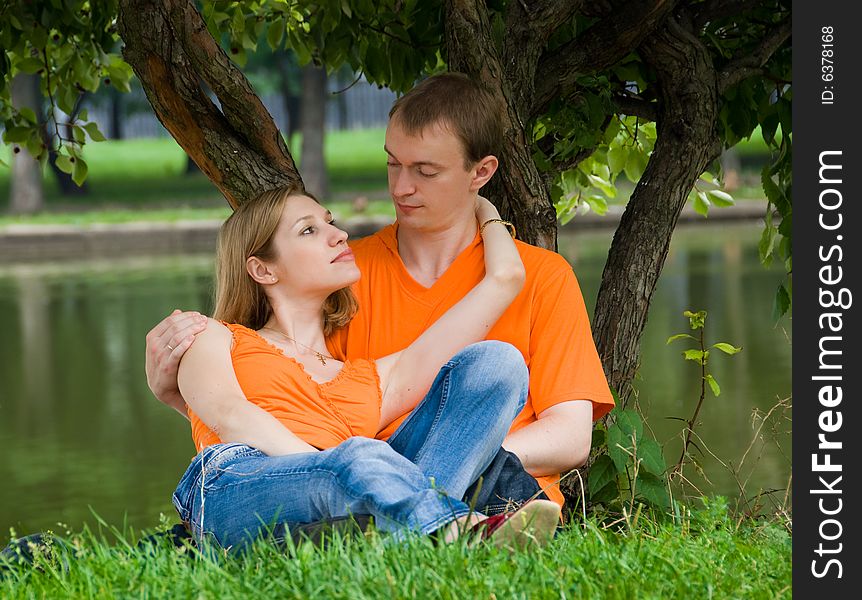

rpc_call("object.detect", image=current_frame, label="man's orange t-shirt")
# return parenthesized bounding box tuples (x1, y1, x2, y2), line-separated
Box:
(327, 224, 614, 506)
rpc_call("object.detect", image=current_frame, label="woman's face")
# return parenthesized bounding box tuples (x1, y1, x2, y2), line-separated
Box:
(263, 194, 360, 297)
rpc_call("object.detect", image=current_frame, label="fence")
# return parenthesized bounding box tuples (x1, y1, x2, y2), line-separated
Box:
(82, 78, 397, 140)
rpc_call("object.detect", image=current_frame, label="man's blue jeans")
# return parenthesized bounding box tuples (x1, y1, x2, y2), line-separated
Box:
(172, 341, 528, 549)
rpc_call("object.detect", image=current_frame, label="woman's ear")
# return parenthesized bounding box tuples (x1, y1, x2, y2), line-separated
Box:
(246, 256, 278, 285)
(469, 155, 499, 191)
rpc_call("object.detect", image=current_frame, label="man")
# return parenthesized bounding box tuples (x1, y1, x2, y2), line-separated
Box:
(146, 73, 614, 513)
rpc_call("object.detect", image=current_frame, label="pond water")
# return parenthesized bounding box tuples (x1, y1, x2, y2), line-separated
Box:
(0, 222, 791, 539)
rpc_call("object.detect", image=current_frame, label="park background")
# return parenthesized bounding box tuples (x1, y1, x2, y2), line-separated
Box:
(0, 2, 792, 597)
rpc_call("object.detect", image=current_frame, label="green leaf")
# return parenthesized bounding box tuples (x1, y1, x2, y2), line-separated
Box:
(72, 157, 88, 186)
(761, 166, 784, 206)
(636, 472, 669, 508)
(72, 125, 87, 144)
(772, 283, 791, 321)
(685, 310, 706, 329)
(637, 438, 667, 476)
(589, 455, 617, 497)
(666, 333, 696, 344)
(266, 19, 285, 50)
(705, 374, 721, 397)
(590, 479, 620, 505)
(591, 426, 606, 450)
(607, 425, 628, 472)
(607, 145, 627, 175)
(3, 126, 31, 143)
(693, 191, 710, 217)
(55, 154, 74, 174)
(623, 149, 647, 182)
(16, 57, 44, 74)
(683, 349, 707, 364)
(707, 189, 735, 207)
(26, 135, 43, 159)
(585, 194, 609, 216)
(712, 342, 741, 355)
(615, 409, 643, 443)
(759, 221, 777, 266)
(83, 122, 106, 142)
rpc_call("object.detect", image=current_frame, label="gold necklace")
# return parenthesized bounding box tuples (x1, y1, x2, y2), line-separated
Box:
(260, 326, 334, 366)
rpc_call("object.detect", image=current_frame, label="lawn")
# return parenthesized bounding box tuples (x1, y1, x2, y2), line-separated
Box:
(0, 128, 391, 212)
(1, 501, 790, 599)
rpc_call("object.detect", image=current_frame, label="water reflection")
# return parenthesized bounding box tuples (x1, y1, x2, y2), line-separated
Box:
(0, 223, 791, 538)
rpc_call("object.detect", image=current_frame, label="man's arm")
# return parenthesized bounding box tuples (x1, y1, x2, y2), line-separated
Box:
(145, 309, 208, 420)
(502, 400, 593, 477)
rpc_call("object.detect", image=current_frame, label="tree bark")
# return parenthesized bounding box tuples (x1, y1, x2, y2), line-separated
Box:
(117, 0, 303, 208)
(299, 63, 329, 199)
(445, 0, 558, 250)
(9, 74, 44, 214)
(591, 17, 723, 404)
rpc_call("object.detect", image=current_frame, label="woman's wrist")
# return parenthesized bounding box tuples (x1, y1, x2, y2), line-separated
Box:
(479, 218, 516, 239)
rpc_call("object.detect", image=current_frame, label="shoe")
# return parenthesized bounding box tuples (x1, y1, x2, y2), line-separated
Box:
(468, 499, 561, 550)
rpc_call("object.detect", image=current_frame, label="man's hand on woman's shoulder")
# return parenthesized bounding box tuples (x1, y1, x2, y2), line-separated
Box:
(145, 309, 209, 420)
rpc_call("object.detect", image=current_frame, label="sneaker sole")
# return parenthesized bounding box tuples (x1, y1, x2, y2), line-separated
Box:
(489, 500, 561, 550)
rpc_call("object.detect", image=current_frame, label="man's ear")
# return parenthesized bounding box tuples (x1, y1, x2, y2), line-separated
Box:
(247, 256, 278, 285)
(469, 155, 499, 191)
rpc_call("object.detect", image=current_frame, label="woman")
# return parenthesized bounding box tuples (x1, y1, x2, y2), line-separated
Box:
(172, 185, 560, 550)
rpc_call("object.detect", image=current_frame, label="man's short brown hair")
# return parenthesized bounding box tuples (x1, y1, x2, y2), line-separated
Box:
(389, 73, 503, 168)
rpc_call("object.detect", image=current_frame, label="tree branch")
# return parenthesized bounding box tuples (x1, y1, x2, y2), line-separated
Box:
(164, 0, 294, 174)
(693, 0, 764, 30)
(518, 0, 584, 41)
(718, 17, 790, 93)
(612, 94, 658, 122)
(118, 0, 301, 208)
(532, 0, 678, 118)
(551, 145, 596, 174)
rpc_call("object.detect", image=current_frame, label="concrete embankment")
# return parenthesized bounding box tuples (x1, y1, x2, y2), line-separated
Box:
(0, 201, 768, 263)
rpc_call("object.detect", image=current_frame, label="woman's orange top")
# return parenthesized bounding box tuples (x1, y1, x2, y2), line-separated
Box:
(188, 323, 382, 452)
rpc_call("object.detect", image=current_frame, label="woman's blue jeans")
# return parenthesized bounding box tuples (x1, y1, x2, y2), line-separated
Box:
(172, 341, 528, 549)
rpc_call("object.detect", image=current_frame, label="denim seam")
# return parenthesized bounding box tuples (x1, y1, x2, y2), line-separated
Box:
(411, 368, 452, 469)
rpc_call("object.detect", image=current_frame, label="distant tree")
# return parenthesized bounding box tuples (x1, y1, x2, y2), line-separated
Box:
(299, 61, 328, 198)
(8, 74, 43, 213)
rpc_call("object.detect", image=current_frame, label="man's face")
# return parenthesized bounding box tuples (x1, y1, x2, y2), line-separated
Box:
(384, 118, 478, 233)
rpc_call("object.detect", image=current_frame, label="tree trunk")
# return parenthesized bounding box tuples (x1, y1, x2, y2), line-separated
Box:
(110, 87, 124, 139)
(299, 63, 329, 199)
(445, 0, 558, 250)
(9, 74, 44, 214)
(275, 53, 301, 149)
(117, 0, 303, 208)
(591, 18, 723, 405)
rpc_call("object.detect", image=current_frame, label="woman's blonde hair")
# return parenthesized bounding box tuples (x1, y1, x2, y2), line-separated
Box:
(213, 184, 358, 336)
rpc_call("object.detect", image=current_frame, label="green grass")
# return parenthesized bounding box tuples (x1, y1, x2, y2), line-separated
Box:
(0, 129, 389, 210)
(0, 501, 790, 599)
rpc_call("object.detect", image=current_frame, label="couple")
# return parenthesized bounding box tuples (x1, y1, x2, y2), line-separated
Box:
(147, 74, 614, 550)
